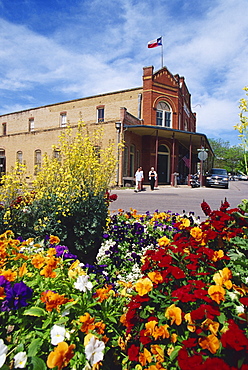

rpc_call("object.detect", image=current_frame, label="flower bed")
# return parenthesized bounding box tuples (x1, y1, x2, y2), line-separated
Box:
(0, 199, 248, 369)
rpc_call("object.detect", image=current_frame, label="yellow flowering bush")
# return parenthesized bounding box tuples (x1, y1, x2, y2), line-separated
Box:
(0, 123, 117, 263)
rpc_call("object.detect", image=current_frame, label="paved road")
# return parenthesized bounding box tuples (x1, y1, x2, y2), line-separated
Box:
(109, 181, 248, 220)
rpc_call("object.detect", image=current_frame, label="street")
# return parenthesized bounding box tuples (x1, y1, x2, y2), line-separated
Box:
(109, 181, 248, 220)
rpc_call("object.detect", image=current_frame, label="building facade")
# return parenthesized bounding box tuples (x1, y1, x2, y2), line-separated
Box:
(0, 66, 213, 186)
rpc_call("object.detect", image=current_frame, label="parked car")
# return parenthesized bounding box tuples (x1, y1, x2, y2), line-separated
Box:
(205, 168, 229, 189)
(237, 174, 248, 181)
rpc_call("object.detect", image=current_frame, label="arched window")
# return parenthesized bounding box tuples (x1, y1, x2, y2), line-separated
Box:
(156, 101, 171, 127)
(34, 149, 42, 175)
(16, 151, 23, 164)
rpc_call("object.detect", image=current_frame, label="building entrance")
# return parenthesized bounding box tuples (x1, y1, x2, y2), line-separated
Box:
(157, 145, 170, 184)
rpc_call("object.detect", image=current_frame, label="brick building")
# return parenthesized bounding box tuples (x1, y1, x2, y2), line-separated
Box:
(0, 65, 213, 186)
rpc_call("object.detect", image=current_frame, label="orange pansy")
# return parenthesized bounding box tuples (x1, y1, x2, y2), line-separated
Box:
(165, 304, 182, 325)
(233, 283, 248, 296)
(179, 218, 190, 229)
(47, 341, 75, 370)
(94, 321, 106, 335)
(135, 277, 153, 296)
(211, 249, 224, 262)
(153, 324, 170, 340)
(198, 334, 220, 354)
(120, 313, 128, 327)
(95, 285, 114, 302)
(184, 313, 196, 332)
(150, 344, 164, 363)
(31, 254, 45, 269)
(40, 264, 57, 278)
(148, 271, 163, 284)
(201, 318, 219, 335)
(170, 333, 178, 343)
(190, 226, 203, 241)
(19, 262, 28, 277)
(213, 267, 232, 289)
(0, 269, 17, 282)
(157, 236, 170, 247)
(0, 287, 6, 300)
(47, 248, 57, 257)
(208, 285, 225, 304)
(41, 290, 71, 312)
(144, 320, 157, 337)
(79, 312, 95, 333)
(49, 235, 60, 245)
(139, 348, 152, 366)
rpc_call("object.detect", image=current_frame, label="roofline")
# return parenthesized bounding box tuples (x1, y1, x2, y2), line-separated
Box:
(0, 86, 142, 117)
(124, 124, 213, 153)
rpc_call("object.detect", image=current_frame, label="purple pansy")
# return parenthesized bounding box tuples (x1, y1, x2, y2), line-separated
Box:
(3, 281, 33, 311)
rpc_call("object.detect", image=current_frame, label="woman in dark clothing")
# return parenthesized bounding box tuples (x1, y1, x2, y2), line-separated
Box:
(148, 167, 157, 190)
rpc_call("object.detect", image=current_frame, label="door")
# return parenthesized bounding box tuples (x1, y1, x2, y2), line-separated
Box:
(157, 145, 169, 184)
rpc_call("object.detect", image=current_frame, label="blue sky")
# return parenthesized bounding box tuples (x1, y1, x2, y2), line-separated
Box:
(0, 0, 248, 146)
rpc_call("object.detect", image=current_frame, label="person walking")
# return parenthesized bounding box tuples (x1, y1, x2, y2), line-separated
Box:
(139, 166, 144, 191)
(135, 168, 143, 192)
(148, 167, 157, 191)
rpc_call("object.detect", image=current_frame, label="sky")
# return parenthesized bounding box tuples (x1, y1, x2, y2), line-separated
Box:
(0, 0, 248, 146)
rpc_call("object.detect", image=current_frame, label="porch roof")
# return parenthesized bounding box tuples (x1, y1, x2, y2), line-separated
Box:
(124, 124, 214, 155)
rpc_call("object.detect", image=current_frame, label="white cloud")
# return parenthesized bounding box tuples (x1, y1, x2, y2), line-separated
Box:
(0, 0, 247, 145)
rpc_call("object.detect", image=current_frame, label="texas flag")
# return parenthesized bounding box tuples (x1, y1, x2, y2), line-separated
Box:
(147, 37, 162, 48)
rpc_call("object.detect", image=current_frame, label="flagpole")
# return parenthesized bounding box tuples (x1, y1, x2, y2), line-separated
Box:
(161, 36, 163, 68)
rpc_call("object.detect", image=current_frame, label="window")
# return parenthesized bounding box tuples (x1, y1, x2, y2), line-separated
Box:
(53, 149, 61, 160)
(94, 145, 101, 159)
(0, 149, 5, 176)
(97, 106, 104, 123)
(156, 101, 171, 127)
(34, 149, 42, 174)
(29, 118, 34, 132)
(2, 123, 6, 136)
(123, 146, 128, 176)
(60, 112, 67, 127)
(16, 151, 23, 164)
(130, 145, 135, 176)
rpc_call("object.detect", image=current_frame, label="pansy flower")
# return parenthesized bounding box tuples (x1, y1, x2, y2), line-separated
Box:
(135, 277, 153, 296)
(165, 304, 182, 325)
(84, 334, 105, 366)
(4, 281, 33, 310)
(47, 341, 75, 370)
(41, 290, 72, 312)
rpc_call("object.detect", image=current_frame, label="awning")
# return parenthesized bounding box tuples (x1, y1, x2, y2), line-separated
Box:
(124, 124, 213, 155)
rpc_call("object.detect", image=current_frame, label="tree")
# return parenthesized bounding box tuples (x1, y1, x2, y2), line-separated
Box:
(208, 138, 243, 173)
(0, 123, 117, 263)
(234, 86, 248, 175)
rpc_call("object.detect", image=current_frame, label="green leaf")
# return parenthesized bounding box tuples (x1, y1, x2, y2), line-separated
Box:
(169, 346, 182, 361)
(31, 356, 47, 370)
(28, 338, 42, 357)
(23, 307, 47, 317)
(218, 312, 226, 324)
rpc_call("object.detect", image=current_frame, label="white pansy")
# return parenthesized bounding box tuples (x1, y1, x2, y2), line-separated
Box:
(96, 239, 115, 262)
(85, 335, 105, 366)
(14, 351, 27, 368)
(74, 275, 93, 292)
(50, 325, 66, 345)
(0, 339, 8, 368)
(236, 305, 245, 314)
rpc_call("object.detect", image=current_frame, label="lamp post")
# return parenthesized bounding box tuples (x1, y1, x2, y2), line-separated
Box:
(115, 122, 121, 186)
(197, 148, 208, 186)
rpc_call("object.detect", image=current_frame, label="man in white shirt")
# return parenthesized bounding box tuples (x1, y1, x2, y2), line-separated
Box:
(135, 167, 143, 192)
